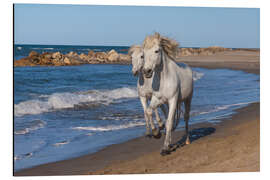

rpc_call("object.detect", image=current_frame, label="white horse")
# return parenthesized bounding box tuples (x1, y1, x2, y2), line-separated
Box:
(129, 45, 168, 138)
(142, 33, 193, 155)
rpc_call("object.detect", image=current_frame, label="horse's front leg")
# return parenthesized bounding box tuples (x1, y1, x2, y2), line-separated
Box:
(146, 96, 163, 139)
(160, 95, 178, 155)
(154, 109, 165, 130)
(139, 96, 151, 137)
(159, 104, 168, 130)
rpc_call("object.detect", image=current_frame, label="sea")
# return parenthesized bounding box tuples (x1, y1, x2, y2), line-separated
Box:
(14, 44, 260, 171)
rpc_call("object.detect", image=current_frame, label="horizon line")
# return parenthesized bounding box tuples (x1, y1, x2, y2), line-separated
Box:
(14, 43, 260, 49)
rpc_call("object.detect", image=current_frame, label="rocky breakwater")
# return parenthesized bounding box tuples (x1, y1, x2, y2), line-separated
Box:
(14, 49, 131, 67)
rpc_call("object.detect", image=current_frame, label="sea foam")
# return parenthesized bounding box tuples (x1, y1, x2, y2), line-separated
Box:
(14, 87, 138, 117)
(14, 71, 203, 117)
(72, 121, 145, 132)
(14, 120, 46, 135)
(193, 71, 204, 81)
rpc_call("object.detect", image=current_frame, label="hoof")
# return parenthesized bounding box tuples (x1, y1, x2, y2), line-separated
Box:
(145, 134, 152, 138)
(152, 129, 161, 139)
(159, 124, 165, 130)
(145, 132, 152, 138)
(160, 149, 171, 156)
(186, 136, 190, 144)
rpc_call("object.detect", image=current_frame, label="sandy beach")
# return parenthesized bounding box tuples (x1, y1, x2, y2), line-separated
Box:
(14, 50, 260, 176)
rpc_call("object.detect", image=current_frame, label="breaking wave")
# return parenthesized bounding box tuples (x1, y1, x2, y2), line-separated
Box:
(53, 140, 70, 147)
(193, 71, 204, 81)
(72, 121, 145, 132)
(14, 120, 46, 135)
(14, 87, 138, 117)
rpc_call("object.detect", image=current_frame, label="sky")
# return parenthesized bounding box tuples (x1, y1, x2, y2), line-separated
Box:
(14, 4, 260, 48)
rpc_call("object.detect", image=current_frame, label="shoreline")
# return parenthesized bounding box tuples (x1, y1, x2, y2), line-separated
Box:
(14, 102, 260, 176)
(14, 51, 260, 176)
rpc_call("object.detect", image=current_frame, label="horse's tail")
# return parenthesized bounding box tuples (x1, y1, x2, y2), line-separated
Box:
(172, 101, 181, 131)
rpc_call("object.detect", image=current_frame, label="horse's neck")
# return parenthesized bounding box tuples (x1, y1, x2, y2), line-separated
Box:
(138, 71, 151, 87)
(158, 50, 171, 79)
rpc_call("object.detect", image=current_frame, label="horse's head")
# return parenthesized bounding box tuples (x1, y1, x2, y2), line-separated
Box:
(128, 45, 144, 76)
(142, 32, 179, 78)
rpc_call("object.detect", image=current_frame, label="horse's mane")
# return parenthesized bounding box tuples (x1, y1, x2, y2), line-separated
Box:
(143, 32, 179, 60)
(128, 45, 142, 55)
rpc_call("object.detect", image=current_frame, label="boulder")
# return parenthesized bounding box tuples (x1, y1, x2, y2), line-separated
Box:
(41, 52, 52, 59)
(88, 50, 95, 58)
(28, 51, 39, 58)
(14, 58, 36, 67)
(52, 58, 63, 66)
(52, 52, 62, 60)
(107, 49, 119, 62)
(95, 52, 108, 62)
(79, 53, 89, 61)
(40, 58, 52, 65)
(63, 57, 71, 65)
(119, 54, 131, 61)
(67, 51, 78, 57)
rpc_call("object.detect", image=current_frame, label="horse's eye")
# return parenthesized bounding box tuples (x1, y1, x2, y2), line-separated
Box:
(155, 50, 159, 53)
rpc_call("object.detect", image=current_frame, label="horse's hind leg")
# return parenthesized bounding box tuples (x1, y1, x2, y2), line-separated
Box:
(184, 96, 192, 145)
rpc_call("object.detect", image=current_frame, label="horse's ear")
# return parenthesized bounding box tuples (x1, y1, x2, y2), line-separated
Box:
(128, 45, 141, 55)
(154, 32, 161, 40)
(128, 45, 136, 55)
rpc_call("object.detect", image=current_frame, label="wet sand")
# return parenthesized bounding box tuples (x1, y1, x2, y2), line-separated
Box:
(14, 50, 260, 176)
(176, 50, 260, 75)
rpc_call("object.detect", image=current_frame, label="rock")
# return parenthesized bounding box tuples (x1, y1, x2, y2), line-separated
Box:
(52, 59, 63, 66)
(79, 53, 89, 61)
(88, 50, 95, 58)
(63, 57, 71, 65)
(14, 58, 37, 67)
(27, 51, 41, 64)
(41, 52, 52, 59)
(95, 52, 108, 62)
(119, 54, 131, 61)
(40, 58, 52, 65)
(31, 56, 41, 64)
(107, 49, 119, 62)
(29, 51, 39, 58)
(67, 51, 78, 57)
(52, 52, 62, 59)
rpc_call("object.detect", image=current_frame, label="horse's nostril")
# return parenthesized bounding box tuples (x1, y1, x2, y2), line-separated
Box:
(144, 69, 151, 74)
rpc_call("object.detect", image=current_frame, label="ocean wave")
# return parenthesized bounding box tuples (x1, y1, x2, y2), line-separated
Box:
(14, 152, 33, 161)
(53, 140, 70, 147)
(193, 71, 204, 81)
(191, 101, 254, 117)
(14, 87, 138, 117)
(14, 120, 46, 135)
(72, 121, 145, 132)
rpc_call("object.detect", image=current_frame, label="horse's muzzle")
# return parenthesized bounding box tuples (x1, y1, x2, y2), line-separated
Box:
(132, 70, 138, 76)
(143, 68, 153, 78)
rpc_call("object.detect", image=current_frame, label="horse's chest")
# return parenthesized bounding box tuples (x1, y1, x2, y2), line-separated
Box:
(138, 85, 152, 98)
(152, 91, 166, 102)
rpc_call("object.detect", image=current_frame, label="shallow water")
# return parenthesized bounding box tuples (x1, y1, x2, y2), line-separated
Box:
(14, 63, 259, 171)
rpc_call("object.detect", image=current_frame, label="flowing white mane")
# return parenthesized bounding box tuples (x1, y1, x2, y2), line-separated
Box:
(143, 32, 179, 60)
